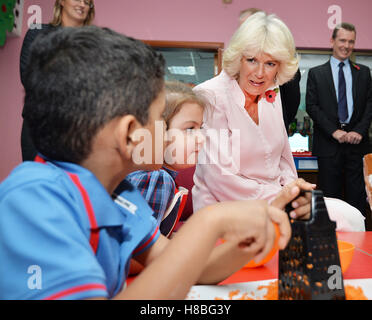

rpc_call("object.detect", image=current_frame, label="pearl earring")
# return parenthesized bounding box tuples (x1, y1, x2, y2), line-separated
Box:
(274, 74, 278, 84)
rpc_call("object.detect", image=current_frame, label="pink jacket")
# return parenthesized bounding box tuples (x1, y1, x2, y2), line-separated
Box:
(192, 70, 297, 211)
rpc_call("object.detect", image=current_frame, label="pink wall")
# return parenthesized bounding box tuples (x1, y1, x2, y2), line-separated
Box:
(1, 0, 372, 181)
(0, 0, 54, 182)
(93, 0, 372, 50)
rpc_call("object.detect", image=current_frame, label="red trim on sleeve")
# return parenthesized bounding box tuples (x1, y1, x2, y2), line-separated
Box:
(167, 189, 187, 237)
(33, 155, 100, 254)
(67, 173, 100, 254)
(34, 155, 46, 163)
(133, 226, 159, 255)
(43, 283, 107, 300)
(141, 172, 151, 196)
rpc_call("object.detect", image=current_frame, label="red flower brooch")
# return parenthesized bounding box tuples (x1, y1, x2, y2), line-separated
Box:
(352, 63, 360, 71)
(265, 88, 279, 103)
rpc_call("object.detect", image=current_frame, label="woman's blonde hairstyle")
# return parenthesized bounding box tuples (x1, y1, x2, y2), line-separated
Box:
(223, 12, 299, 85)
(50, 0, 95, 26)
(164, 81, 206, 127)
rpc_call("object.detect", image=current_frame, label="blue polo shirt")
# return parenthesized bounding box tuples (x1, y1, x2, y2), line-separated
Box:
(0, 159, 160, 300)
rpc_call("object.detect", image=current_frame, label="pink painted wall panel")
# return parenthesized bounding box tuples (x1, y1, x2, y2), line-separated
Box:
(93, 0, 372, 49)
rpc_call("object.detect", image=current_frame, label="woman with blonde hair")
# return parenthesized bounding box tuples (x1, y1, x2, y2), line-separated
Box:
(50, 0, 95, 27)
(20, 0, 96, 161)
(192, 12, 365, 231)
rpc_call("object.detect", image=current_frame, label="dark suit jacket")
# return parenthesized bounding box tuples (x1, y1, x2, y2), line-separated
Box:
(280, 69, 301, 132)
(306, 60, 372, 157)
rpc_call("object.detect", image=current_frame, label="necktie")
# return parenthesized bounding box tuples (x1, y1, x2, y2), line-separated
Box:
(338, 62, 348, 123)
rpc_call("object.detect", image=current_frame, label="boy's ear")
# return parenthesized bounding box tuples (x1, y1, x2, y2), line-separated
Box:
(116, 115, 141, 161)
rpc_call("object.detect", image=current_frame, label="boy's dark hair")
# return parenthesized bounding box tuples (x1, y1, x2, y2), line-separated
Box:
(23, 26, 165, 163)
(332, 22, 356, 39)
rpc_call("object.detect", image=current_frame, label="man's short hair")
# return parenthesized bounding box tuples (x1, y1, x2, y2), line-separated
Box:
(23, 26, 165, 164)
(332, 22, 356, 39)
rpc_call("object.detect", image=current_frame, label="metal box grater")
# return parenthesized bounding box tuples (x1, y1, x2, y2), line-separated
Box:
(278, 190, 345, 300)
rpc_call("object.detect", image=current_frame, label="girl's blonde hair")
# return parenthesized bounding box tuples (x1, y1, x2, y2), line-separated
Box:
(223, 12, 299, 85)
(50, 0, 95, 26)
(164, 81, 206, 127)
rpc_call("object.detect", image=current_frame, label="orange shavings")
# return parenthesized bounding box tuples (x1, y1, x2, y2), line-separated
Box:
(215, 281, 278, 300)
(257, 280, 278, 300)
(345, 285, 368, 300)
(228, 289, 240, 299)
(214, 281, 368, 300)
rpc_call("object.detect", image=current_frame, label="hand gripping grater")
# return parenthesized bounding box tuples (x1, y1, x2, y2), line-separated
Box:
(278, 190, 346, 300)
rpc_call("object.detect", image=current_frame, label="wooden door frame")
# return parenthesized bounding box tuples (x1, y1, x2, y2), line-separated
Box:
(142, 40, 224, 75)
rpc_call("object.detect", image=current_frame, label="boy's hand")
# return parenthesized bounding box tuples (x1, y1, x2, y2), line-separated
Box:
(266, 205, 292, 250)
(271, 178, 315, 220)
(215, 200, 291, 263)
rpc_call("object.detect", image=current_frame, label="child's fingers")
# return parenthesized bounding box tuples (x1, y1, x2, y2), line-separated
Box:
(295, 178, 316, 191)
(238, 222, 269, 259)
(251, 220, 276, 263)
(238, 236, 266, 257)
(290, 192, 311, 208)
(272, 179, 314, 216)
(289, 192, 312, 219)
(267, 206, 291, 250)
(237, 218, 268, 253)
(271, 178, 313, 210)
(289, 204, 311, 220)
(271, 184, 300, 210)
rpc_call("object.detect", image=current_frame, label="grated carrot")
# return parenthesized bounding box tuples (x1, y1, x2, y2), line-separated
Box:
(258, 280, 278, 300)
(237, 292, 254, 300)
(228, 289, 240, 299)
(215, 281, 368, 300)
(345, 285, 368, 300)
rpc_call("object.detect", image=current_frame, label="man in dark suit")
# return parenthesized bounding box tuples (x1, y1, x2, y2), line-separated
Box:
(306, 22, 372, 219)
(281, 69, 301, 133)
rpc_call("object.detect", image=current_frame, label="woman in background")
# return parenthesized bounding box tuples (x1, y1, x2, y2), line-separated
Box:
(20, 0, 95, 161)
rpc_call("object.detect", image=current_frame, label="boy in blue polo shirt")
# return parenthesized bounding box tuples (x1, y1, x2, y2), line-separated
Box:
(0, 26, 311, 300)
